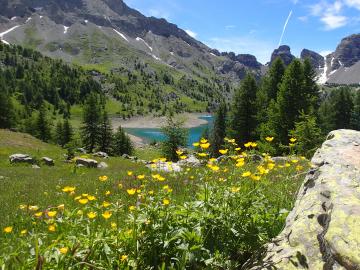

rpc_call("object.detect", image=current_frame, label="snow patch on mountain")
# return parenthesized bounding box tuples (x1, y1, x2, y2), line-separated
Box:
(317, 56, 329, 84)
(64, 26, 69, 34)
(136, 37, 152, 51)
(113, 29, 129, 42)
(26, 17, 32, 23)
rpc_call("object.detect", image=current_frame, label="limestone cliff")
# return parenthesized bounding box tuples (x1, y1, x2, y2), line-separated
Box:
(250, 129, 360, 269)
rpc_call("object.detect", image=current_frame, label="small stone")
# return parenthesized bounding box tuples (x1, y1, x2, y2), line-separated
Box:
(75, 158, 98, 168)
(93, 152, 109, 159)
(32, 165, 40, 169)
(41, 157, 54, 166)
(97, 162, 108, 169)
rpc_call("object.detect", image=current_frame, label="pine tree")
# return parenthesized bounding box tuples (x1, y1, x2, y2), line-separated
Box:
(98, 110, 113, 153)
(81, 93, 101, 153)
(36, 105, 52, 142)
(229, 74, 258, 144)
(54, 121, 64, 145)
(290, 113, 323, 158)
(302, 58, 320, 112)
(318, 99, 336, 135)
(112, 126, 133, 156)
(350, 90, 360, 130)
(263, 57, 285, 101)
(268, 59, 304, 145)
(211, 102, 227, 156)
(0, 75, 15, 129)
(161, 116, 188, 161)
(332, 87, 354, 129)
(62, 118, 73, 146)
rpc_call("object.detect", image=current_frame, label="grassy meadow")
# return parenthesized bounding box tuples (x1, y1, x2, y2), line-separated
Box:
(0, 130, 309, 269)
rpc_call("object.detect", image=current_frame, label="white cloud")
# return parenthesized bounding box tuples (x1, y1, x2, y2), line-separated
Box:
(206, 36, 275, 64)
(298, 16, 308, 22)
(321, 13, 348, 29)
(309, 1, 348, 30)
(344, 0, 360, 9)
(185, 29, 197, 38)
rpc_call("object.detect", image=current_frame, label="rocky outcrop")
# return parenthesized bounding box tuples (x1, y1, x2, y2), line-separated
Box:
(301, 49, 324, 68)
(251, 129, 360, 269)
(270, 45, 295, 66)
(75, 157, 98, 168)
(9, 154, 34, 164)
(41, 157, 54, 166)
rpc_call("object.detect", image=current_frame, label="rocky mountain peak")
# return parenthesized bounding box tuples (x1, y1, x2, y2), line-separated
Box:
(331, 34, 360, 69)
(300, 49, 324, 68)
(270, 45, 295, 66)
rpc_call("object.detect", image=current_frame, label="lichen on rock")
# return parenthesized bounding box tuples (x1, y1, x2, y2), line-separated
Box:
(250, 129, 360, 269)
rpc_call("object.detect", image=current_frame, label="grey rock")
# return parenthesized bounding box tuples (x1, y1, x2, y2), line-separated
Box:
(41, 157, 54, 166)
(249, 154, 264, 162)
(97, 161, 108, 169)
(9, 154, 34, 164)
(146, 161, 182, 173)
(251, 129, 360, 269)
(75, 157, 98, 168)
(300, 48, 324, 68)
(178, 155, 201, 167)
(93, 151, 109, 158)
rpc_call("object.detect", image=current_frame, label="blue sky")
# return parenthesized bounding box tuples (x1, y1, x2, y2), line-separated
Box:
(124, 0, 360, 63)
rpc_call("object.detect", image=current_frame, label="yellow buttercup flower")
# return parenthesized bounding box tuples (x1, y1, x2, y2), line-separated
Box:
(28, 205, 39, 211)
(102, 211, 112, 219)
(265, 137, 274, 142)
(62, 186, 76, 193)
(251, 142, 258, 148)
(163, 198, 170, 205)
(200, 143, 210, 149)
(129, 206, 136, 211)
(244, 142, 252, 148)
(148, 190, 154, 195)
(57, 204, 65, 210)
(179, 155, 187, 160)
(3, 226, 12, 233)
(235, 147, 241, 151)
(209, 165, 220, 172)
(34, 212, 43, 217)
(118, 183, 123, 189)
(200, 138, 208, 144)
(48, 225, 56, 232)
(236, 161, 245, 167)
(127, 188, 136, 195)
(87, 212, 97, 219)
(291, 159, 299, 163)
(99, 175, 108, 182)
(102, 201, 111, 208)
(193, 142, 200, 147)
(127, 171, 133, 176)
(137, 174, 145, 180)
(231, 187, 240, 193)
(219, 149, 228, 155)
(87, 195, 96, 201)
(20, 229, 27, 235)
(78, 198, 89, 205)
(296, 165, 304, 171)
(250, 175, 261, 181)
(197, 152, 208, 157)
(47, 211, 57, 218)
(121, 255, 128, 262)
(59, 247, 68, 254)
(111, 222, 117, 229)
(176, 150, 183, 155)
(105, 191, 111, 196)
(242, 171, 251, 177)
(290, 138, 297, 143)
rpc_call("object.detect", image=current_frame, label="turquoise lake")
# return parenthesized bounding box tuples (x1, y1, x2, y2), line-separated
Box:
(125, 116, 214, 147)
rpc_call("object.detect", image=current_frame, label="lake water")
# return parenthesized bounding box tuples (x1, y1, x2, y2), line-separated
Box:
(125, 116, 214, 147)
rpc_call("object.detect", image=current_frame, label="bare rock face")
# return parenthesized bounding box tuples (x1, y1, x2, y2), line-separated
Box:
(270, 45, 295, 66)
(75, 157, 98, 168)
(301, 49, 324, 68)
(251, 129, 360, 269)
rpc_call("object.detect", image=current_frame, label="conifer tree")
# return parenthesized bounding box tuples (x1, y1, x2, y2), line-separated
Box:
(36, 105, 52, 142)
(263, 57, 285, 101)
(229, 74, 258, 144)
(62, 118, 73, 146)
(211, 102, 227, 156)
(350, 90, 360, 130)
(112, 126, 133, 156)
(302, 58, 320, 112)
(332, 87, 354, 129)
(268, 59, 304, 145)
(54, 121, 64, 145)
(98, 110, 113, 153)
(0, 75, 15, 129)
(81, 93, 101, 153)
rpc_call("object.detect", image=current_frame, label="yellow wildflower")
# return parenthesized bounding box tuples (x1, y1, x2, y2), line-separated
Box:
(235, 147, 241, 151)
(47, 211, 57, 218)
(242, 171, 251, 177)
(102, 201, 111, 208)
(59, 247, 68, 254)
(200, 143, 210, 149)
(265, 137, 274, 142)
(102, 211, 112, 219)
(28, 205, 39, 211)
(121, 255, 128, 262)
(197, 152, 208, 157)
(87, 212, 97, 219)
(200, 138, 208, 143)
(3, 226, 12, 233)
(244, 142, 252, 148)
(98, 175, 108, 182)
(105, 191, 111, 196)
(20, 229, 27, 235)
(111, 222, 117, 229)
(137, 175, 145, 180)
(57, 204, 65, 210)
(231, 187, 240, 193)
(87, 195, 96, 201)
(179, 155, 187, 160)
(219, 149, 228, 155)
(290, 138, 297, 143)
(127, 188, 136, 195)
(251, 142, 258, 148)
(176, 150, 183, 155)
(291, 159, 299, 163)
(78, 198, 89, 205)
(129, 206, 136, 211)
(193, 142, 200, 147)
(251, 175, 261, 181)
(34, 212, 43, 217)
(127, 171, 133, 176)
(48, 225, 56, 232)
(163, 198, 170, 205)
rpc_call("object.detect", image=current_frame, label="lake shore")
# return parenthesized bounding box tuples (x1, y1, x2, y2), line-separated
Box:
(111, 113, 211, 129)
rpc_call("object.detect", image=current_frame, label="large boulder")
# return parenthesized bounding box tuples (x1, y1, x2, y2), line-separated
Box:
(9, 154, 34, 164)
(41, 157, 54, 166)
(178, 155, 201, 167)
(250, 129, 360, 269)
(75, 157, 98, 168)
